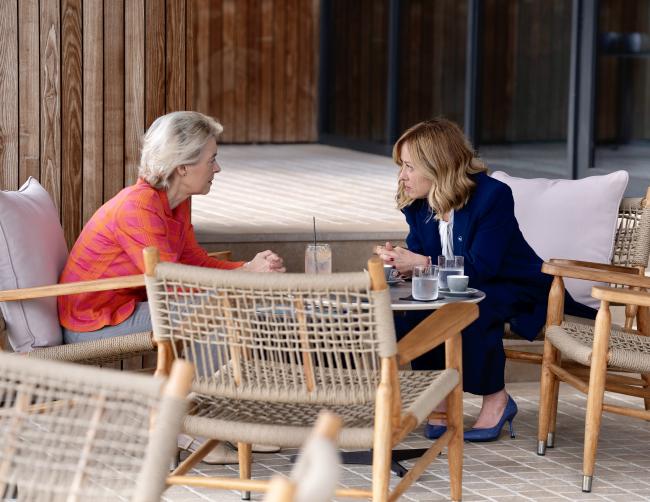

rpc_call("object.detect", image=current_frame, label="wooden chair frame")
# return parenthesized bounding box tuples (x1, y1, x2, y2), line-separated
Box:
(145, 249, 478, 502)
(0, 251, 230, 368)
(0, 354, 194, 501)
(264, 411, 342, 502)
(537, 262, 650, 492)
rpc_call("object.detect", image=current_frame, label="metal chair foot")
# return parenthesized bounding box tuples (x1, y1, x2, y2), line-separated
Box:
(537, 440, 546, 456)
(241, 490, 251, 500)
(546, 431, 555, 448)
(582, 475, 593, 492)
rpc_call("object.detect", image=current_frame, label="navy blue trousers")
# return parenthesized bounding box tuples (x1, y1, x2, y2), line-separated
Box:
(394, 284, 596, 396)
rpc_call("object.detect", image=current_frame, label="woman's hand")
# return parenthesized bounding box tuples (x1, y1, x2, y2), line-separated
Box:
(243, 250, 286, 272)
(374, 241, 428, 275)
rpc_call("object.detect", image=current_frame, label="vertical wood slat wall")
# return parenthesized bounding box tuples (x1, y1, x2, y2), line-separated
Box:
(0, 0, 320, 250)
(190, 0, 318, 143)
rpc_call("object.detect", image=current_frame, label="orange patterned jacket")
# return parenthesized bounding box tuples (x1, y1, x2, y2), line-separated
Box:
(58, 179, 243, 332)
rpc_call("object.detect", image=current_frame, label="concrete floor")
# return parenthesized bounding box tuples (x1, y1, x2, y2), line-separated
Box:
(164, 382, 650, 501)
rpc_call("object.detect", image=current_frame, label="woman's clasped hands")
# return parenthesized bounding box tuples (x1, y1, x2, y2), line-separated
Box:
(243, 250, 286, 273)
(374, 241, 428, 276)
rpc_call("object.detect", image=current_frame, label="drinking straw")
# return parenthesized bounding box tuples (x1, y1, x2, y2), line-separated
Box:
(313, 216, 317, 247)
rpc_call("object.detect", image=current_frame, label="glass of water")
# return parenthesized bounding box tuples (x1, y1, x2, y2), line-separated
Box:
(412, 265, 439, 301)
(437, 255, 464, 290)
(305, 243, 332, 274)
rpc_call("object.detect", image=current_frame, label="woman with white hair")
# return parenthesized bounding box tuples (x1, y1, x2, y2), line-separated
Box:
(59, 111, 285, 342)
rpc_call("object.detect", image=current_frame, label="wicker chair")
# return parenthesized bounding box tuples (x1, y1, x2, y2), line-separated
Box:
(0, 352, 193, 501)
(264, 411, 342, 502)
(505, 187, 650, 363)
(0, 249, 232, 368)
(143, 247, 478, 502)
(537, 270, 650, 493)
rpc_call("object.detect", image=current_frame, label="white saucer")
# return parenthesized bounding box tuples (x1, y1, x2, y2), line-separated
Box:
(441, 287, 479, 297)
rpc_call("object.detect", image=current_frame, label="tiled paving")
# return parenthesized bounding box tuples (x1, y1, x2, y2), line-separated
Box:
(164, 382, 650, 501)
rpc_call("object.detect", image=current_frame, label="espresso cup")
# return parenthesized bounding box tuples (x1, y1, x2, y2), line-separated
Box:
(383, 264, 397, 282)
(447, 274, 469, 292)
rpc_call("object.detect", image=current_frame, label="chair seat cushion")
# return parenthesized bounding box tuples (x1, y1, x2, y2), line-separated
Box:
(0, 178, 68, 351)
(546, 320, 650, 373)
(183, 369, 456, 449)
(492, 170, 628, 309)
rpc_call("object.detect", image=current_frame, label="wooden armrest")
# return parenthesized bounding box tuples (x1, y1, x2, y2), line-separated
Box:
(396, 302, 479, 366)
(0, 274, 145, 302)
(207, 250, 232, 261)
(548, 258, 641, 275)
(542, 262, 650, 289)
(592, 286, 650, 308)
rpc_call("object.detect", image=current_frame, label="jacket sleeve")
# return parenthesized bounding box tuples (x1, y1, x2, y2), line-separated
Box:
(462, 184, 518, 282)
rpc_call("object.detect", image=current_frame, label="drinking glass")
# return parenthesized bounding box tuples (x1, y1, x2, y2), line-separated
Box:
(305, 243, 332, 274)
(437, 255, 464, 290)
(412, 265, 439, 301)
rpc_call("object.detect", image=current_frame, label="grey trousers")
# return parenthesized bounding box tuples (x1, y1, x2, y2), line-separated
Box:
(63, 302, 152, 344)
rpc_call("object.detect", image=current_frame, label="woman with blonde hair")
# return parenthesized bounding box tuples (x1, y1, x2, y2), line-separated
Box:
(377, 118, 594, 441)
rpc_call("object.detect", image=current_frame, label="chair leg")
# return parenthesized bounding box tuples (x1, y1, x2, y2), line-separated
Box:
(446, 384, 463, 502)
(582, 303, 611, 492)
(641, 374, 650, 412)
(238, 442, 252, 500)
(547, 377, 560, 448)
(537, 339, 558, 456)
(371, 363, 393, 502)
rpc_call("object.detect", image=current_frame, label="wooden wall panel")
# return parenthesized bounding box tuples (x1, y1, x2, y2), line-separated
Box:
(234, 0, 248, 140)
(18, 0, 40, 187)
(41, 0, 61, 216)
(395, 0, 466, 134)
(221, 0, 235, 142)
(597, 0, 650, 142)
(328, 0, 388, 141)
(480, 0, 571, 144)
(272, 0, 286, 141)
(3, 0, 319, 250)
(0, 1, 18, 191)
(166, 0, 185, 112)
(61, 0, 83, 248)
(186, 0, 319, 143)
(82, 0, 103, 224)
(104, 0, 125, 201)
(246, 0, 260, 142)
(125, 0, 145, 186)
(145, 0, 165, 128)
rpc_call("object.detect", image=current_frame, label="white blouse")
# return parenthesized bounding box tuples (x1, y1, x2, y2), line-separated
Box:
(438, 210, 454, 259)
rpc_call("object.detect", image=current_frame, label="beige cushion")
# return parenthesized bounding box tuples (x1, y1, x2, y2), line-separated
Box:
(492, 170, 628, 309)
(0, 178, 68, 351)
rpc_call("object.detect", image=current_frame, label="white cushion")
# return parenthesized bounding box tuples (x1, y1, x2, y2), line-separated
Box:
(0, 178, 68, 351)
(492, 170, 629, 309)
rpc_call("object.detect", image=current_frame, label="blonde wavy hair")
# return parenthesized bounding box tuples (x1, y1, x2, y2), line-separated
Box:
(394, 118, 487, 217)
(139, 111, 223, 190)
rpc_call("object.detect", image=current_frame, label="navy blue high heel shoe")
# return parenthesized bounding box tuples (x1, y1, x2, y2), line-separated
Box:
(423, 423, 447, 440)
(463, 395, 518, 442)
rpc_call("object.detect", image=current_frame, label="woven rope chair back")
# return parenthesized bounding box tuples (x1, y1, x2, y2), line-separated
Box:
(0, 352, 183, 502)
(612, 194, 650, 268)
(146, 262, 397, 405)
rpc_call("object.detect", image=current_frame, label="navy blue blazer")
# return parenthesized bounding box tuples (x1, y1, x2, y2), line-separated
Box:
(402, 172, 564, 340)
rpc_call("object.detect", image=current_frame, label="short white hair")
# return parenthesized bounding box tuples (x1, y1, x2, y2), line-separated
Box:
(139, 111, 223, 190)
